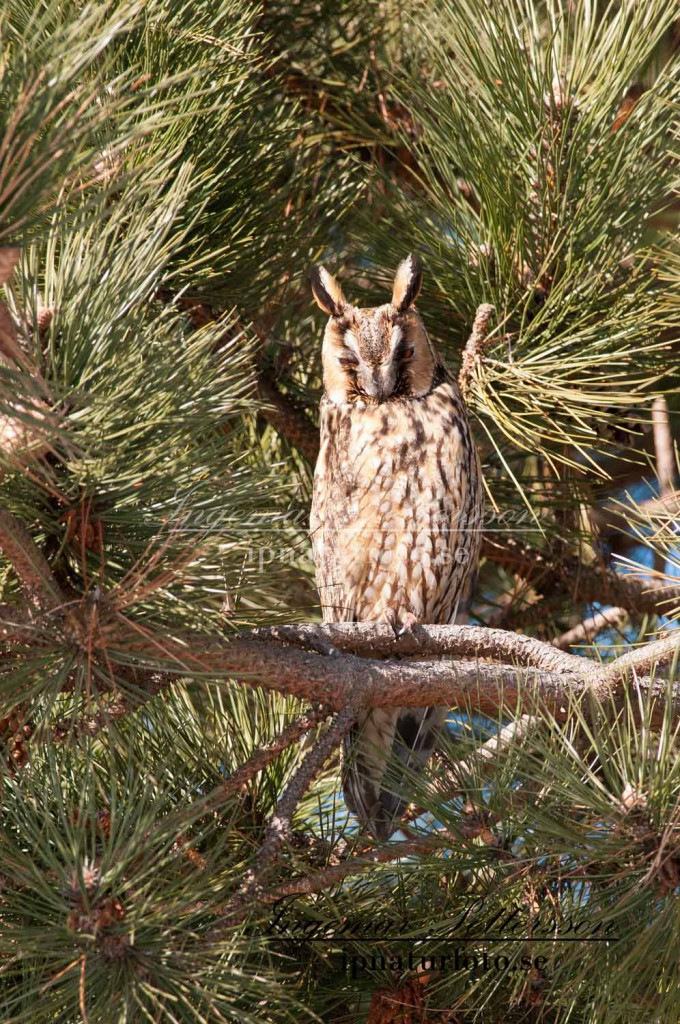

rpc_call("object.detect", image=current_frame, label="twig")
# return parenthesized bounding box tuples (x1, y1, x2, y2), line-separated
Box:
(652, 395, 677, 575)
(633, 490, 680, 520)
(590, 492, 680, 551)
(38, 957, 81, 996)
(458, 304, 496, 400)
(0, 509, 63, 612)
(257, 704, 358, 864)
(552, 608, 628, 650)
(214, 717, 545, 918)
(652, 399, 675, 497)
(256, 840, 436, 904)
(203, 708, 327, 812)
(79, 954, 88, 1024)
(204, 838, 437, 932)
(452, 715, 536, 780)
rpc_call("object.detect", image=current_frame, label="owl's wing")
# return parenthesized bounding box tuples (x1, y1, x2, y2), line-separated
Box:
(310, 399, 369, 623)
(310, 474, 359, 624)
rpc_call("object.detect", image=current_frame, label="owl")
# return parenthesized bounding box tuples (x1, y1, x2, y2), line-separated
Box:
(310, 255, 483, 840)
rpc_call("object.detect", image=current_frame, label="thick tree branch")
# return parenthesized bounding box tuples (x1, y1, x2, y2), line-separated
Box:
(262, 621, 588, 676)
(106, 621, 680, 724)
(599, 631, 680, 685)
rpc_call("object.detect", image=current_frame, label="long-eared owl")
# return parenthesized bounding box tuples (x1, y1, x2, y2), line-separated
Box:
(310, 255, 483, 840)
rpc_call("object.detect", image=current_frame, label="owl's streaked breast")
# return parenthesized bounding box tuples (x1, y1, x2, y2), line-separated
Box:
(311, 373, 482, 626)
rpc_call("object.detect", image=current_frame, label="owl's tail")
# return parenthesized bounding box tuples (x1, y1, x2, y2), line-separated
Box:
(342, 706, 447, 841)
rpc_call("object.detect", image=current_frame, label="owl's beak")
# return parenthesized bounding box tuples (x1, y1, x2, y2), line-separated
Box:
(361, 364, 395, 403)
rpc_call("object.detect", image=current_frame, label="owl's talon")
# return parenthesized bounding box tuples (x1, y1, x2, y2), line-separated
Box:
(397, 613, 419, 637)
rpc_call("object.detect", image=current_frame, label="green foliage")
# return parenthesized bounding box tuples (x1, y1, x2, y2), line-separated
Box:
(360, 0, 678, 475)
(0, 689, 320, 1023)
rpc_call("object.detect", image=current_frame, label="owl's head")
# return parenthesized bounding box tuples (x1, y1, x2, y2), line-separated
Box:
(311, 255, 439, 405)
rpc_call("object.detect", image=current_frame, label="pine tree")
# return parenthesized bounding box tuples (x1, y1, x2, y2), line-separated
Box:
(0, 1, 679, 1021)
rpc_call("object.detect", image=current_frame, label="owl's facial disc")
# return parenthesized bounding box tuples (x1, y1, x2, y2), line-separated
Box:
(323, 308, 434, 404)
(328, 310, 411, 403)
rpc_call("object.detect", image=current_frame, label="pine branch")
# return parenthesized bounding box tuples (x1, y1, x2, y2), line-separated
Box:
(219, 705, 357, 925)
(252, 839, 436, 905)
(458, 303, 497, 401)
(203, 708, 326, 811)
(156, 291, 322, 462)
(257, 704, 356, 862)
(482, 534, 680, 621)
(0, 510, 64, 613)
(130, 708, 329, 859)
(49, 670, 173, 743)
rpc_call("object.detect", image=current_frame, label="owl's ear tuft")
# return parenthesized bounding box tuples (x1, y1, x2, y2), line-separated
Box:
(391, 254, 423, 312)
(310, 265, 346, 317)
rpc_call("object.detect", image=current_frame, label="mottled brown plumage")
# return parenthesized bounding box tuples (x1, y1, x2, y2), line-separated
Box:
(310, 256, 483, 839)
